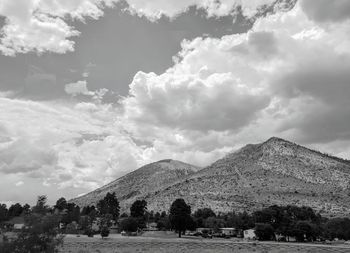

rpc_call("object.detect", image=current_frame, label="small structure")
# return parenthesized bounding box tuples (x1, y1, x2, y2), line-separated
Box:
(220, 228, 238, 237)
(244, 228, 256, 240)
(275, 233, 296, 242)
(196, 227, 212, 233)
(146, 222, 158, 231)
(5, 217, 25, 231)
(110, 224, 119, 234)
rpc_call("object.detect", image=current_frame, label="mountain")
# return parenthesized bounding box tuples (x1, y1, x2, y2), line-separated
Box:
(72, 137, 350, 216)
(70, 159, 201, 211)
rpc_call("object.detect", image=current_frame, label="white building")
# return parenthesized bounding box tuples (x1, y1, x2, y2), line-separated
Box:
(220, 228, 238, 237)
(244, 229, 256, 240)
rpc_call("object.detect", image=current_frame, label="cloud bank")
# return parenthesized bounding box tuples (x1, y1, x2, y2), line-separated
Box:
(1, 0, 350, 203)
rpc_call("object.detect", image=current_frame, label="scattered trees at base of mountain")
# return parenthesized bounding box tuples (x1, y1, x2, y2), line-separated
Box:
(169, 198, 194, 238)
(3, 192, 350, 244)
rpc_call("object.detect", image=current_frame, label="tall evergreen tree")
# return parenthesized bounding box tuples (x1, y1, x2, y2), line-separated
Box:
(169, 198, 192, 238)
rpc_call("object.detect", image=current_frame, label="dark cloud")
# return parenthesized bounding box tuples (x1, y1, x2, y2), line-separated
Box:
(301, 0, 350, 23)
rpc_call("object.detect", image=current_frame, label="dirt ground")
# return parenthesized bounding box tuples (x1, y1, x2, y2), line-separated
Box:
(59, 232, 350, 253)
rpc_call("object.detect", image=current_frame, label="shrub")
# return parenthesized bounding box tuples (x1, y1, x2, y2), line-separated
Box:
(100, 226, 110, 238)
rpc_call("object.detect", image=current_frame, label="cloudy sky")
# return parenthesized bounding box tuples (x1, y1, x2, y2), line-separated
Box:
(1, 0, 350, 205)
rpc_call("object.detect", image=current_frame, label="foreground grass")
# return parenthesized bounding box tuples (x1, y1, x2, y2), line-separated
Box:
(59, 232, 350, 253)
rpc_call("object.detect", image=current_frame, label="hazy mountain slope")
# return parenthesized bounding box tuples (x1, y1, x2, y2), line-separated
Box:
(144, 137, 350, 216)
(70, 159, 201, 210)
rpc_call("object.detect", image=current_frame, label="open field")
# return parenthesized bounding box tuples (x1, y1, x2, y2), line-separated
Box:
(59, 233, 350, 253)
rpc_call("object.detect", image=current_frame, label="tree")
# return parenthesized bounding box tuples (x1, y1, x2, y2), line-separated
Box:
(0, 210, 63, 252)
(154, 212, 161, 222)
(23, 204, 31, 214)
(54, 197, 68, 211)
(169, 199, 192, 238)
(120, 217, 138, 232)
(8, 203, 23, 217)
(62, 203, 80, 224)
(130, 200, 147, 218)
(255, 223, 275, 241)
(97, 192, 120, 220)
(130, 200, 147, 229)
(0, 204, 8, 222)
(99, 214, 112, 238)
(100, 226, 110, 238)
(291, 221, 319, 242)
(204, 217, 225, 232)
(79, 206, 98, 237)
(120, 212, 128, 218)
(194, 208, 216, 219)
(157, 216, 171, 231)
(325, 218, 350, 240)
(32, 195, 50, 214)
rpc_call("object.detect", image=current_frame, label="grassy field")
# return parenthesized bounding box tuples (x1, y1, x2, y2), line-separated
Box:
(59, 232, 350, 253)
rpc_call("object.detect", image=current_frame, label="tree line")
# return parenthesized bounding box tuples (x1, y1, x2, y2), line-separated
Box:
(1, 192, 350, 253)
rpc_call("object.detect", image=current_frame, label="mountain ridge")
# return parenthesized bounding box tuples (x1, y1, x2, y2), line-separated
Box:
(70, 159, 201, 210)
(71, 137, 350, 216)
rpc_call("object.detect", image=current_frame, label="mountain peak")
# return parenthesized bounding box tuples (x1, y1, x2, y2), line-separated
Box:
(264, 136, 291, 144)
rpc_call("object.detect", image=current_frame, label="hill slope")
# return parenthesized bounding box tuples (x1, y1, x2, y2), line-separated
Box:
(72, 137, 350, 216)
(144, 137, 350, 216)
(70, 159, 201, 210)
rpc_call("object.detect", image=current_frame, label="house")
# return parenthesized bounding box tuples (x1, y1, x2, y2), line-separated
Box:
(219, 228, 239, 237)
(196, 227, 212, 233)
(110, 223, 119, 234)
(275, 233, 296, 242)
(5, 216, 25, 231)
(146, 222, 158, 231)
(244, 228, 256, 240)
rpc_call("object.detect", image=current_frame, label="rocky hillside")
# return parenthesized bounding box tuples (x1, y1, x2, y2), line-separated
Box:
(70, 159, 201, 210)
(72, 137, 350, 216)
(145, 137, 350, 216)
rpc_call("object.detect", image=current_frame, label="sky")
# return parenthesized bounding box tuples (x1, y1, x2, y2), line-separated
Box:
(0, 0, 350, 205)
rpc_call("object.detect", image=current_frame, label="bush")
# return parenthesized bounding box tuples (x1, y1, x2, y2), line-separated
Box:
(100, 226, 110, 238)
(84, 228, 94, 237)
